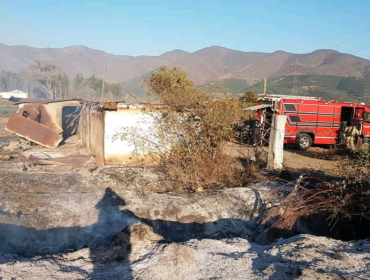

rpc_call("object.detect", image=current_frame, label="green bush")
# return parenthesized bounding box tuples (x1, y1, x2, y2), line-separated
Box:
(0, 101, 18, 117)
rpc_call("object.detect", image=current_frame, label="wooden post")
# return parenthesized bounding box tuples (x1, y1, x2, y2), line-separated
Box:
(101, 66, 108, 101)
(267, 114, 287, 170)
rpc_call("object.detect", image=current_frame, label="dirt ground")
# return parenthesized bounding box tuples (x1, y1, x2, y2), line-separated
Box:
(283, 146, 344, 174)
(223, 142, 344, 174)
(0, 118, 12, 137)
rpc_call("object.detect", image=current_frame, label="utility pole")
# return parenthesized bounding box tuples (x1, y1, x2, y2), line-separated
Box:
(59, 80, 62, 99)
(101, 66, 108, 101)
(263, 77, 267, 95)
(292, 58, 299, 95)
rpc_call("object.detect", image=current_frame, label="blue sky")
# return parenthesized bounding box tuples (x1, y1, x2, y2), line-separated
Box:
(1, 0, 370, 59)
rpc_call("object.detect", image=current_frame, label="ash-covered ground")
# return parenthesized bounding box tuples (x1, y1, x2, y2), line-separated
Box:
(0, 119, 369, 279)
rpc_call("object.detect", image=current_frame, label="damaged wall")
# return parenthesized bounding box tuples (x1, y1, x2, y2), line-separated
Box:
(104, 106, 155, 165)
(79, 106, 105, 165)
(79, 103, 157, 166)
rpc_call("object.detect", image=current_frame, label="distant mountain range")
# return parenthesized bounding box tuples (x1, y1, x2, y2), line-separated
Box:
(1, 42, 370, 88)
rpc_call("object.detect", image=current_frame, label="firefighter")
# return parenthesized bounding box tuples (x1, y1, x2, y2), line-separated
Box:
(251, 119, 262, 145)
(344, 123, 360, 150)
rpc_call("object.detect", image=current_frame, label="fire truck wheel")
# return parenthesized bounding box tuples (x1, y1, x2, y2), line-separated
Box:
(296, 133, 312, 150)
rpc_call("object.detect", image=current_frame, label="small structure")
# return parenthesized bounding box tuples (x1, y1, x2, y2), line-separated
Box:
(5, 99, 82, 148)
(5, 99, 158, 165)
(0, 90, 28, 99)
(16, 99, 82, 138)
(79, 102, 155, 166)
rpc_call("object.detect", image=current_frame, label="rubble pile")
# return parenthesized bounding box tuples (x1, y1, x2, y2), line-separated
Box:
(6, 104, 64, 148)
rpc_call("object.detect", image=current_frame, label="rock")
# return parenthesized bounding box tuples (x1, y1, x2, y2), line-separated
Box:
(89, 223, 163, 264)
(268, 246, 279, 256)
(3, 141, 19, 151)
(362, 242, 370, 250)
(20, 138, 29, 144)
(195, 187, 204, 192)
(88, 165, 98, 173)
(128, 223, 164, 260)
(20, 164, 28, 171)
(332, 252, 347, 260)
(1, 155, 14, 161)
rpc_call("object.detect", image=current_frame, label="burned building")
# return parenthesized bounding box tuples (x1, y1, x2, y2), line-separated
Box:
(78, 102, 156, 166)
(5, 99, 157, 166)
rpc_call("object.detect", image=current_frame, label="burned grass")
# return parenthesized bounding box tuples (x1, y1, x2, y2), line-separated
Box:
(273, 150, 370, 241)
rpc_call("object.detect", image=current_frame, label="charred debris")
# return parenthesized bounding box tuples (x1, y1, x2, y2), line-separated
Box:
(2, 98, 150, 167)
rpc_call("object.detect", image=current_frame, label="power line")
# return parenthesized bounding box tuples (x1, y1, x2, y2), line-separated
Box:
(95, 71, 105, 78)
(101, 66, 108, 101)
(347, 42, 370, 54)
(352, 44, 370, 55)
(332, 27, 370, 48)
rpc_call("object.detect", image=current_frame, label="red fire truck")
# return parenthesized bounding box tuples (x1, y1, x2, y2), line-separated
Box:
(247, 95, 370, 150)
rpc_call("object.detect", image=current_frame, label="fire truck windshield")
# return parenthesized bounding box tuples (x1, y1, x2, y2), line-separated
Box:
(364, 112, 370, 123)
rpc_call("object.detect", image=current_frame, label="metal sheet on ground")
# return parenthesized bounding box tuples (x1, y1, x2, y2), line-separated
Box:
(5, 113, 63, 148)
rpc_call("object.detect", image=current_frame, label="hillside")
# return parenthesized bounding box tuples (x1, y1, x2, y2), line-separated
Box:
(1, 43, 370, 86)
(0, 43, 189, 83)
(121, 71, 154, 97)
(165, 47, 370, 85)
(122, 74, 370, 102)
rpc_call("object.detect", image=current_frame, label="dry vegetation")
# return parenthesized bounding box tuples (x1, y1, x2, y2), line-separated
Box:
(276, 147, 370, 237)
(117, 67, 257, 192)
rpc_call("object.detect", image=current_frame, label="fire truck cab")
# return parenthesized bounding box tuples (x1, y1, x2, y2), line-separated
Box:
(252, 95, 370, 150)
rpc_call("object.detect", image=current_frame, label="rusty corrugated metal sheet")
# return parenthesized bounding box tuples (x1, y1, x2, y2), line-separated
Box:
(102, 102, 118, 111)
(17, 105, 40, 122)
(9, 98, 83, 105)
(18, 152, 90, 166)
(31, 154, 90, 166)
(6, 113, 63, 148)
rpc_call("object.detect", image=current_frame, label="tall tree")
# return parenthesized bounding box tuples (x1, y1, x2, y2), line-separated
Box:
(29, 60, 61, 98)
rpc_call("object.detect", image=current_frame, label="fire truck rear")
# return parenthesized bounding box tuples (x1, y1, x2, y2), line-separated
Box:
(246, 95, 370, 150)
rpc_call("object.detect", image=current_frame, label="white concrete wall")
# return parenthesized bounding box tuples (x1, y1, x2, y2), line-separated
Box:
(104, 108, 157, 165)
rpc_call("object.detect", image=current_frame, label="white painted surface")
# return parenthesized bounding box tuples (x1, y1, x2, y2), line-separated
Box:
(104, 109, 157, 164)
(267, 115, 287, 170)
(0, 90, 28, 99)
